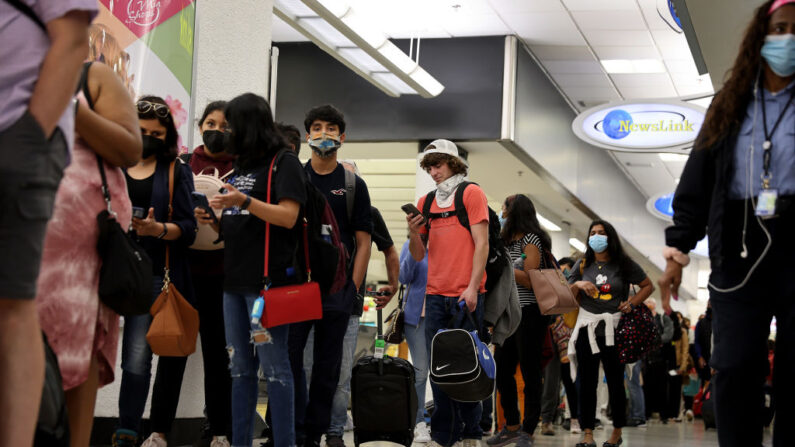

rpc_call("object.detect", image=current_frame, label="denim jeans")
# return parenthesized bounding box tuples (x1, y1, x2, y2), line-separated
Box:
(425, 295, 484, 446)
(405, 317, 429, 424)
(321, 315, 359, 437)
(223, 291, 294, 447)
(118, 277, 188, 434)
(627, 361, 646, 421)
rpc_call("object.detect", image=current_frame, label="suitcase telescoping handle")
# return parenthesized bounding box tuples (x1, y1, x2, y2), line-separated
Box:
(374, 307, 385, 360)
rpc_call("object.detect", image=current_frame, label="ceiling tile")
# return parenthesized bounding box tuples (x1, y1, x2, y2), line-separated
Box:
(581, 29, 655, 47)
(664, 58, 699, 74)
(570, 10, 647, 30)
(592, 45, 659, 59)
(618, 84, 678, 99)
(502, 12, 586, 46)
(650, 29, 688, 48)
(562, 0, 638, 11)
(611, 73, 673, 88)
(529, 45, 594, 60)
(553, 73, 614, 87)
(560, 85, 621, 101)
(542, 60, 605, 74)
(657, 44, 693, 60)
(487, 0, 566, 13)
(441, 12, 510, 36)
(271, 15, 308, 42)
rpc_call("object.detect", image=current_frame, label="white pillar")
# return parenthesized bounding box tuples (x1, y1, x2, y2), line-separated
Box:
(191, 0, 275, 148)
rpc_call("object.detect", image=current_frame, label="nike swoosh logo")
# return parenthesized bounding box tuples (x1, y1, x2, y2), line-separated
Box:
(482, 351, 490, 361)
(435, 364, 451, 372)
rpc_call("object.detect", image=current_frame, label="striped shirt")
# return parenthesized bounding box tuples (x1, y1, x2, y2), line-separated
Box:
(507, 233, 546, 307)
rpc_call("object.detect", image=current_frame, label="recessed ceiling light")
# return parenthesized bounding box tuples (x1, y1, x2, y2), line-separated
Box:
(537, 213, 562, 232)
(601, 59, 666, 74)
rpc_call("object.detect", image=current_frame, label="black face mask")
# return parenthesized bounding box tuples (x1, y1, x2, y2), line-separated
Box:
(202, 130, 226, 154)
(141, 135, 166, 159)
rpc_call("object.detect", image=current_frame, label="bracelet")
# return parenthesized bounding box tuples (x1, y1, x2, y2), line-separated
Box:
(662, 246, 690, 267)
(157, 222, 168, 239)
(240, 195, 252, 210)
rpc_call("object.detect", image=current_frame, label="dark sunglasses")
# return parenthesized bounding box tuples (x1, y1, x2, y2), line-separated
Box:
(137, 100, 171, 118)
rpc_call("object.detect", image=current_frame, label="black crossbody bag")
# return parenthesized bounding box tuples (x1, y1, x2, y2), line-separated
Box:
(76, 62, 153, 315)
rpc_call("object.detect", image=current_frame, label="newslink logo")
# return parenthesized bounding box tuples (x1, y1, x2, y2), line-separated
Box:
(599, 109, 695, 141)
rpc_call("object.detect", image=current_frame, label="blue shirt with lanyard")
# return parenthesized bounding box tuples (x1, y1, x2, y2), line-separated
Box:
(729, 80, 795, 210)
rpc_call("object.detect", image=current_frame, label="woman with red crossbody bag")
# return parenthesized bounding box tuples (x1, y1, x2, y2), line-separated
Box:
(196, 93, 308, 447)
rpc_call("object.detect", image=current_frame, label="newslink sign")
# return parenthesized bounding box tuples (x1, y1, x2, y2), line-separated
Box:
(572, 100, 706, 152)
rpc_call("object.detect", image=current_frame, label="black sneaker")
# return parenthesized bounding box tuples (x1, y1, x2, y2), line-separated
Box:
(486, 427, 524, 447)
(325, 435, 346, 447)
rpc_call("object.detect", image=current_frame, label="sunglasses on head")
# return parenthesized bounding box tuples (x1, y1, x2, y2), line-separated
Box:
(137, 100, 171, 118)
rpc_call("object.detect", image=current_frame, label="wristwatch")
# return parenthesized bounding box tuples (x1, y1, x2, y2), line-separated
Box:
(157, 222, 168, 239)
(240, 195, 252, 210)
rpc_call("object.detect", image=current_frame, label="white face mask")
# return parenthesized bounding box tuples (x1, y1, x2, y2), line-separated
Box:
(435, 174, 466, 208)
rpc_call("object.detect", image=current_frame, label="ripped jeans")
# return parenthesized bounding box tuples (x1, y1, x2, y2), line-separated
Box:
(223, 292, 294, 447)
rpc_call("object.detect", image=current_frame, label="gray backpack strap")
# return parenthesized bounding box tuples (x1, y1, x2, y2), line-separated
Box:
(343, 167, 356, 222)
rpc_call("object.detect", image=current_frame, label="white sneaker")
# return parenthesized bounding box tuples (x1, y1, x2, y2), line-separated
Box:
(141, 433, 167, 447)
(462, 439, 480, 447)
(570, 419, 582, 434)
(210, 436, 230, 447)
(414, 421, 432, 443)
(685, 409, 694, 421)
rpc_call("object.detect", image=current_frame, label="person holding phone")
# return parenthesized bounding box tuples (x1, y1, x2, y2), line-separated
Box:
(183, 100, 234, 447)
(196, 93, 306, 447)
(115, 96, 197, 447)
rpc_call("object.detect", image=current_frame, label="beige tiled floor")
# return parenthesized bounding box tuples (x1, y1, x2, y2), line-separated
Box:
(271, 417, 775, 447)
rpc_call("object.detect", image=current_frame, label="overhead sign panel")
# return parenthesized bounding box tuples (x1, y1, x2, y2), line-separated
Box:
(572, 99, 706, 152)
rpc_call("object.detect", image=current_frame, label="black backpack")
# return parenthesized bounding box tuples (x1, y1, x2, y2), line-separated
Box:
(421, 182, 507, 293)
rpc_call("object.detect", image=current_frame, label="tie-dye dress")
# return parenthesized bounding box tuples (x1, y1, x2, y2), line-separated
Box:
(35, 93, 132, 390)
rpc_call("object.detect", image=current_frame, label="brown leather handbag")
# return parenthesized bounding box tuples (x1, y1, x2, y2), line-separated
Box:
(146, 162, 199, 356)
(529, 250, 579, 316)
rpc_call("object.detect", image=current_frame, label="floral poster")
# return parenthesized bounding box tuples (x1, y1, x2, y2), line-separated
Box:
(92, 0, 196, 153)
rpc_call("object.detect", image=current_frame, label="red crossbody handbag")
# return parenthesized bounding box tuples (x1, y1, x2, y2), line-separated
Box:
(259, 154, 322, 328)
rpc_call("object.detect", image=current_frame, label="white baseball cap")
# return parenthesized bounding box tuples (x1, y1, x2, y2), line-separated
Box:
(421, 139, 468, 167)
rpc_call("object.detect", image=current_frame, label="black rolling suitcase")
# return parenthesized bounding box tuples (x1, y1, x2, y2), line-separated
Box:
(351, 308, 417, 447)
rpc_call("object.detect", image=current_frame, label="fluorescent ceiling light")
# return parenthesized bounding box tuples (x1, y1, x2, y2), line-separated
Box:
(658, 153, 689, 162)
(537, 213, 562, 232)
(300, 0, 444, 98)
(569, 238, 586, 252)
(601, 59, 666, 74)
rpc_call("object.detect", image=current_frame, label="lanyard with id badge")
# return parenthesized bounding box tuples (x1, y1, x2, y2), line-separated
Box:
(755, 87, 795, 218)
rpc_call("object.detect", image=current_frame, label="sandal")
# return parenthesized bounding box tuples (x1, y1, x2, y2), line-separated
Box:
(603, 439, 623, 447)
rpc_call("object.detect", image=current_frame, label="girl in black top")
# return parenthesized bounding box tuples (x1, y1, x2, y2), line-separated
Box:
(197, 93, 306, 447)
(568, 220, 653, 447)
(488, 194, 551, 444)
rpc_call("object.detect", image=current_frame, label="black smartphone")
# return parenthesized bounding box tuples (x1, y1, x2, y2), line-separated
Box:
(401, 203, 423, 218)
(191, 191, 218, 225)
(131, 206, 146, 219)
(365, 290, 388, 297)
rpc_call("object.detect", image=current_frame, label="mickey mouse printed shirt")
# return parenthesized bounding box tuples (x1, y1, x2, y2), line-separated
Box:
(570, 258, 647, 334)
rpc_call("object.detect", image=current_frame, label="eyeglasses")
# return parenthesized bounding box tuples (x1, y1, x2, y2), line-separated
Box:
(136, 101, 171, 119)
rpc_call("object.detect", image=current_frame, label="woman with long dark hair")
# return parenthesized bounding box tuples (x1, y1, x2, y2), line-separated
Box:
(197, 93, 306, 447)
(115, 95, 198, 447)
(659, 2, 795, 445)
(567, 220, 653, 447)
(487, 194, 551, 446)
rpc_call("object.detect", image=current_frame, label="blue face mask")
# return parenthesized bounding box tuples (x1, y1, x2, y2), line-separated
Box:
(761, 34, 795, 77)
(588, 234, 609, 253)
(498, 215, 507, 229)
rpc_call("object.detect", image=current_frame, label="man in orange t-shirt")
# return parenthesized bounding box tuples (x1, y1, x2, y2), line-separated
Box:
(407, 139, 489, 446)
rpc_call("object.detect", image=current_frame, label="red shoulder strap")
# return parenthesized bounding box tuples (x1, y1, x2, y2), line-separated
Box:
(263, 152, 311, 288)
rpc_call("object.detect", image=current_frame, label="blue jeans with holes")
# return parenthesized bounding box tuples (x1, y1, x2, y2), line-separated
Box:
(425, 295, 484, 446)
(405, 317, 429, 424)
(223, 291, 294, 447)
